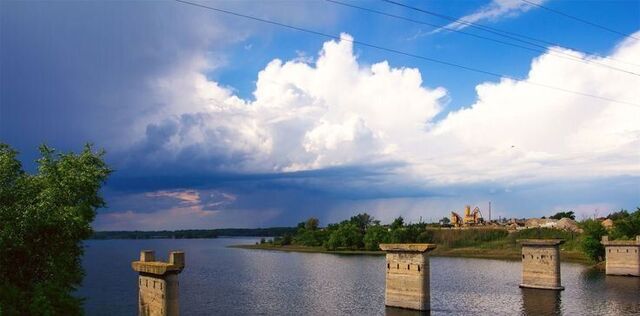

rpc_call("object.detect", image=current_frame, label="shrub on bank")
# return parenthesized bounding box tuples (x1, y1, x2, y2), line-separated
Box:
(430, 229, 509, 248)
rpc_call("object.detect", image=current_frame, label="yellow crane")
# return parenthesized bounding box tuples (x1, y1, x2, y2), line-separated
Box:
(451, 205, 484, 227)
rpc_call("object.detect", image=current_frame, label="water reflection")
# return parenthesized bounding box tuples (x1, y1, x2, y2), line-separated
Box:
(580, 266, 604, 282)
(577, 267, 640, 314)
(80, 239, 640, 315)
(604, 275, 640, 294)
(602, 275, 640, 314)
(385, 306, 429, 316)
(521, 288, 561, 316)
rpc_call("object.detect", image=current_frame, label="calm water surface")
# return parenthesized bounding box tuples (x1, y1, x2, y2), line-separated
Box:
(79, 238, 639, 315)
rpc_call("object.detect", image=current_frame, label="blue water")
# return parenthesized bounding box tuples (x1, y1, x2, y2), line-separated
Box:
(78, 238, 640, 315)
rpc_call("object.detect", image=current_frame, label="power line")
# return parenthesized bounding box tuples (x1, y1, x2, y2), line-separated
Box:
(382, 0, 640, 68)
(327, 0, 640, 77)
(173, 0, 639, 107)
(521, 0, 639, 41)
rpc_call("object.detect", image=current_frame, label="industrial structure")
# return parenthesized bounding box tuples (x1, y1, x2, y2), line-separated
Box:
(518, 239, 564, 290)
(451, 205, 485, 227)
(379, 243, 437, 311)
(601, 236, 640, 276)
(132, 250, 185, 316)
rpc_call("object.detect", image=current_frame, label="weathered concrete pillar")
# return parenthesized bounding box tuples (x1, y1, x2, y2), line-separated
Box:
(518, 239, 564, 290)
(132, 250, 185, 316)
(601, 236, 640, 276)
(379, 244, 437, 311)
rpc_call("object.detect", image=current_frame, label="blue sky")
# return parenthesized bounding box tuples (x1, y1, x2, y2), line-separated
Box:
(1, 0, 639, 230)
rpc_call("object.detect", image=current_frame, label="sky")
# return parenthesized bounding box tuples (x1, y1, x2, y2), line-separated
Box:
(1, 0, 639, 230)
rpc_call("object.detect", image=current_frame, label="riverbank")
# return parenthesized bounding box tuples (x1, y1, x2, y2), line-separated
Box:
(230, 243, 591, 264)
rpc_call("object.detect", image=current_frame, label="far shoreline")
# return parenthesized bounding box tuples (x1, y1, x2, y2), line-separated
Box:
(229, 243, 593, 265)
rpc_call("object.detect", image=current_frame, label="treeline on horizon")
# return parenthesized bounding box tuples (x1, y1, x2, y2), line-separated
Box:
(264, 208, 640, 262)
(91, 227, 298, 239)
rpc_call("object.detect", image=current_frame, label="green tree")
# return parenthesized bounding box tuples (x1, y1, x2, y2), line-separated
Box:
(607, 209, 630, 221)
(0, 144, 111, 315)
(580, 219, 607, 262)
(349, 213, 374, 234)
(304, 217, 319, 231)
(293, 217, 327, 247)
(610, 208, 640, 240)
(325, 222, 363, 250)
(549, 211, 575, 220)
(416, 230, 434, 243)
(279, 233, 293, 246)
(439, 217, 450, 225)
(390, 216, 404, 230)
(363, 225, 389, 251)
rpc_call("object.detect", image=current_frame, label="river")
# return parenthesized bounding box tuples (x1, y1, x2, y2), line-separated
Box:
(78, 238, 639, 315)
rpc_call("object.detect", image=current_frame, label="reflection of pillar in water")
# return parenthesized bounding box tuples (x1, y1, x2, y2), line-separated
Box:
(379, 244, 437, 311)
(603, 275, 640, 311)
(521, 288, 561, 315)
(385, 306, 430, 316)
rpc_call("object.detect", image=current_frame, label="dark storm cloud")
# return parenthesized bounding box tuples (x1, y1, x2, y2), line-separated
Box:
(0, 0, 396, 229)
(0, 1, 226, 167)
(106, 160, 412, 196)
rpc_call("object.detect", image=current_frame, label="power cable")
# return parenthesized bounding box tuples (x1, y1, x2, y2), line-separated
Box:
(521, 0, 639, 41)
(327, 0, 640, 77)
(382, 0, 640, 68)
(174, 0, 639, 107)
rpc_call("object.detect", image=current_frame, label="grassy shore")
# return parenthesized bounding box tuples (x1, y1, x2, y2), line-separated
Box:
(231, 244, 384, 255)
(230, 242, 590, 264)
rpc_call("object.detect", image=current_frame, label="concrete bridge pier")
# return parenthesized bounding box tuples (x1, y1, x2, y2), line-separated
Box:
(131, 250, 185, 316)
(518, 239, 564, 290)
(379, 244, 437, 311)
(601, 236, 640, 276)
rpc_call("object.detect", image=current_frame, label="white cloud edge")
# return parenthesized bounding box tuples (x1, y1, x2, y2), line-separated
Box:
(126, 29, 640, 189)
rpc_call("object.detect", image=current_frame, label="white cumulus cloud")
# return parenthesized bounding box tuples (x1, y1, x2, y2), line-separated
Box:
(130, 33, 446, 173)
(128, 31, 640, 189)
(422, 34, 640, 184)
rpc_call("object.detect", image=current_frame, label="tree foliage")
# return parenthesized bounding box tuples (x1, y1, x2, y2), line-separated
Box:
(363, 225, 389, 251)
(325, 222, 363, 250)
(349, 213, 376, 234)
(549, 211, 575, 220)
(607, 209, 630, 221)
(293, 218, 326, 247)
(304, 217, 319, 231)
(609, 208, 640, 240)
(390, 216, 404, 230)
(580, 219, 607, 262)
(0, 144, 111, 315)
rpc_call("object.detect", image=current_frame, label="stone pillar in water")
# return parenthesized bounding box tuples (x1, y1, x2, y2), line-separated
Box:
(131, 250, 185, 316)
(601, 236, 640, 276)
(379, 243, 437, 311)
(518, 239, 564, 290)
